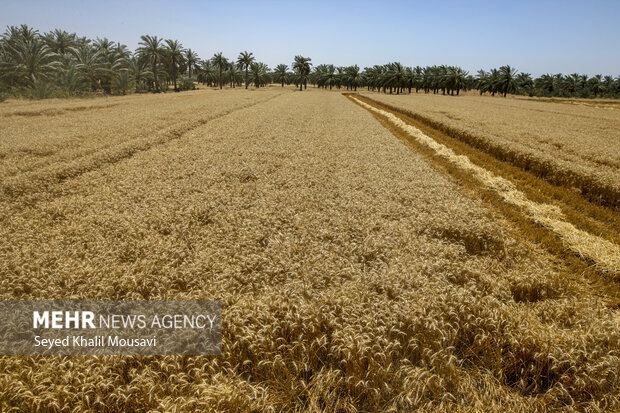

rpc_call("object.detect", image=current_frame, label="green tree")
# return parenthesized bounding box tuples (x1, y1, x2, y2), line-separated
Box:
(602, 75, 615, 97)
(292, 55, 311, 91)
(228, 62, 240, 88)
(516, 72, 533, 95)
(249, 62, 270, 88)
(165, 39, 184, 91)
(44, 29, 77, 58)
(70, 44, 103, 91)
(57, 65, 82, 93)
(237, 51, 254, 89)
(588, 74, 602, 97)
(0, 27, 60, 88)
(345, 65, 361, 91)
(113, 68, 134, 95)
(318, 64, 337, 89)
(384, 62, 405, 94)
(94, 37, 119, 94)
(197, 59, 216, 87)
(137, 35, 164, 92)
(475, 70, 489, 95)
(535, 73, 555, 96)
(211, 52, 228, 89)
(273, 64, 288, 87)
(446, 66, 468, 95)
(488, 68, 501, 96)
(128, 55, 151, 92)
(184, 49, 198, 79)
(412, 66, 423, 93)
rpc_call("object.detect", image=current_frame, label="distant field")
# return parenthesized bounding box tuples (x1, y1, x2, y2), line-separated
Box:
(359, 91, 620, 207)
(0, 88, 285, 193)
(518, 96, 620, 110)
(0, 89, 618, 411)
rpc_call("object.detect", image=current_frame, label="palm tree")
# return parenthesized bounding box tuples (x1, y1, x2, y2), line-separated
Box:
(421, 66, 432, 93)
(0, 34, 60, 87)
(44, 29, 77, 57)
(588, 74, 602, 97)
(516, 72, 534, 95)
(446, 66, 468, 95)
(412, 66, 423, 93)
(536, 73, 554, 96)
(6, 24, 39, 44)
(602, 75, 615, 97)
(137, 35, 164, 92)
(165, 39, 184, 91)
(197, 59, 216, 86)
(475, 70, 488, 95)
(404, 67, 415, 93)
(228, 62, 240, 88)
(345, 65, 361, 91)
(70, 44, 102, 91)
(249, 62, 270, 88)
(184, 49, 198, 79)
(565, 73, 581, 96)
(437, 65, 448, 95)
(497, 65, 518, 97)
(384, 62, 405, 94)
(211, 52, 228, 89)
(292, 55, 311, 91)
(113, 69, 134, 95)
(55, 65, 81, 93)
(128, 55, 151, 92)
(236, 51, 254, 89)
(335, 67, 345, 89)
(488, 68, 500, 96)
(318, 64, 337, 89)
(363, 65, 385, 92)
(93, 38, 118, 94)
(273, 64, 288, 87)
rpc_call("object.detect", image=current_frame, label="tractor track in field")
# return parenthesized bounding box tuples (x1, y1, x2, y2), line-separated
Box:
(346, 93, 620, 300)
(0, 92, 285, 205)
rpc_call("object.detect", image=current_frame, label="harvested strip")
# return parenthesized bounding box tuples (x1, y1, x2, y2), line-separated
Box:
(352, 97, 620, 276)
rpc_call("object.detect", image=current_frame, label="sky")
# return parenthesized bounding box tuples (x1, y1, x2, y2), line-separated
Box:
(2, 0, 619, 77)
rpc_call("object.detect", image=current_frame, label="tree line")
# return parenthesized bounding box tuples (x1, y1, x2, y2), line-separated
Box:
(313, 64, 620, 99)
(1, 25, 619, 100)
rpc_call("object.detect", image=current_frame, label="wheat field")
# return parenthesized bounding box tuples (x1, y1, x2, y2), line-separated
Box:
(0, 88, 619, 412)
(358, 91, 620, 208)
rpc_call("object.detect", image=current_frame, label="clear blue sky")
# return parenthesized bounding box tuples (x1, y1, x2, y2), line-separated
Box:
(3, 0, 619, 76)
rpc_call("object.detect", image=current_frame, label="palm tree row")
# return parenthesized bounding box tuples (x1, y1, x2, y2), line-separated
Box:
(2, 25, 619, 99)
(311, 63, 620, 99)
(0, 25, 201, 97)
(0, 25, 298, 98)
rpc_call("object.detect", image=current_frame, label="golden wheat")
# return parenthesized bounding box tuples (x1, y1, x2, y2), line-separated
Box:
(353, 96, 620, 276)
(0, 89, 618, 412)
(359, 91, 620, 208)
